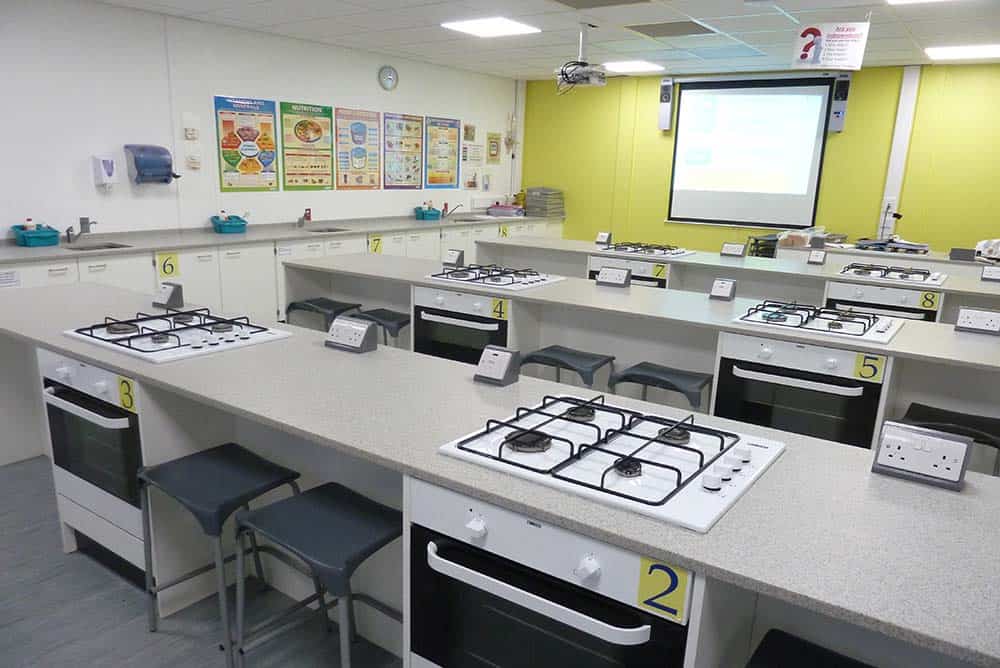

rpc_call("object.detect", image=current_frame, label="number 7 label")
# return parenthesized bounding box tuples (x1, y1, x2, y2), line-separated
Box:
(636, 557, 691, 623)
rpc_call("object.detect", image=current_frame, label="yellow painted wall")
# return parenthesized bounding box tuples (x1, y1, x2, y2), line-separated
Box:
(523, 66, 995, 252)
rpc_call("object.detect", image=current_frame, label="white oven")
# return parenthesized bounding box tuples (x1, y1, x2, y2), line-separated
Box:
(825, 281, 942, 323)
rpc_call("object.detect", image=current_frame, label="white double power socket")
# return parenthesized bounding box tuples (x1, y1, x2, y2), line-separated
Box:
(955, 308, 1000, 335)
(872, 422, 971, 490)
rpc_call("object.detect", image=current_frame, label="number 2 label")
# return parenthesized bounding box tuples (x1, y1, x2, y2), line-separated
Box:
(637, 557, 690, 623)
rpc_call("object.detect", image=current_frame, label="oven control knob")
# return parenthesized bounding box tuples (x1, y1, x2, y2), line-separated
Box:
(55, 366, 74, 382)
(465, 516, 488, 540)
(713, 464, 732, 481)
(823, 357, 839, 370)
(574, 554, 601, 582)
(758, 346, 773, 361)
(734, 446, 752, 463)
(854, 289, 864, 298)
(724, 455, 743, 472)
(434, 295, 445, 306)
(92, 380, 109, 395)
(899, 296, 909, 305)
(702, 473, 723, 492)
(472, 301, 482, 312)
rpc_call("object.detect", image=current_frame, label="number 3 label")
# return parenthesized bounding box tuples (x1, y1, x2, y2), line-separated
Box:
(118, 376, 137, 413)
(853, 354, 886, 383)
(636, 557, 690, 623)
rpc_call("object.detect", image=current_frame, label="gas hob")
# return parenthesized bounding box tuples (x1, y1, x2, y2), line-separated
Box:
(428, 264, 565, 292)
(839, 263, 946, 286)
(65, 308, 291, 363)
(602, 242, 695, 259)
(736, 300, 903, 343)
(439, 395, 785, 533)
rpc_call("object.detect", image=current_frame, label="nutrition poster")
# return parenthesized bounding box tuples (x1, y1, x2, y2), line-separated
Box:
(335, 108, 380, 190)
(214, 96, 279, 192)
(383, 113, 423, 190)
(280, 102, 333, 190)
(486, 132, 502, 165)
(425, 116, 460, 189)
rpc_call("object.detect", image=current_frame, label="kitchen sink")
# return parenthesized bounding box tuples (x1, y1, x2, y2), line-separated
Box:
(451, 215, 494, 222)
(65, 243, 133, 251)
(307, 227, 349, 233)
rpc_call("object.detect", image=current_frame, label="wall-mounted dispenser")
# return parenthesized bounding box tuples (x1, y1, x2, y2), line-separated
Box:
(91, 155, 118, 191)
(123, 144, 181, 184)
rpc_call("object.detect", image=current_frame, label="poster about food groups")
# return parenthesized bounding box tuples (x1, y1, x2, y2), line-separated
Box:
(335, 108, 380, 190)
(425, 116, 460, 189)
(280, 102, 333, 191)
(214, 96, 279, 192)
(383, 113, 423, 190)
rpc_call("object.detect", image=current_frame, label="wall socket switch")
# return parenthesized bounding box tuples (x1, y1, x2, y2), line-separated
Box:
(872, 421, 972, 490)
(954, 308, 1000, 335)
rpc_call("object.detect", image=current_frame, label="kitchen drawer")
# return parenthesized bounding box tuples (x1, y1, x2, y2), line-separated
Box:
(370, 232, 406, 256)
(0, 261, 80, 288)
(406, 229, 440, 260)
(78, 253, 155, 294)
(219, 243, 278, 322)
(155, 249, 222, 312)
(325, 236, 366, 256)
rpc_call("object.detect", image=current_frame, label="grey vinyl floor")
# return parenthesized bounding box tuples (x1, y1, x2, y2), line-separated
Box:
(0, 456, 402, 668)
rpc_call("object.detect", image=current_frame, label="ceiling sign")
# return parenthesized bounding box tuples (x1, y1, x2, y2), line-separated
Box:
(791, 22, 870, 71)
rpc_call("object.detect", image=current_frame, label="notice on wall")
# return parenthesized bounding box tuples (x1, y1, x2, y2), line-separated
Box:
(214, 96, 279, 192)
(425, 116, 460, 189)
(462, 143, 484, 190)
(335, 108, 380, 190)
(280, 102, 333, 190)
(791, 22, 870, 71)
(384, 113, 423, 190)
(486, 132, 502, 165)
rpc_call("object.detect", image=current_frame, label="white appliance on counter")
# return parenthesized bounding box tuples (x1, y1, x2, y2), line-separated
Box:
(587, 255, 670, 289)
(735, 300, 904, 344)
(600, 242, 695, 260)
(427, 264, 565, 292)
(837, 262, 946, 286)
(825, 281, 943, 323)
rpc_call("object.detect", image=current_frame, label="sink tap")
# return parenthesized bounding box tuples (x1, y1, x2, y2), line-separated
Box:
(442, 203, 464, 219)
(66, 217, 97, 243)
(297, 208, 312, 228)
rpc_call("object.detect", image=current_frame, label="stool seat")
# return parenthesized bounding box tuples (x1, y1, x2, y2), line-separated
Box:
(236, 482, 401, 596)
(287, 298, 361, 330)
(355, 308, 411, 339)
(747, 629, 873, 667)
(138, 443, 300, 537)
(521, 345, 615, 387)
(610, 362, 713, 409)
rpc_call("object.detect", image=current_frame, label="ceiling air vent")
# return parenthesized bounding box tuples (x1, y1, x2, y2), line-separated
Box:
(555, 0, 649, 9)
(627, 21, 715, 38)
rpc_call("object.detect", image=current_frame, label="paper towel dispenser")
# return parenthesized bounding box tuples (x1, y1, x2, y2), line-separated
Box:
(123, 144, 181, 184)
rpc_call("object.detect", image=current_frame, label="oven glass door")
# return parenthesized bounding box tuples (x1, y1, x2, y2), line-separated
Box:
(410, 524, 687, 668)
(713, 359, 882, 448)
(45, 381, 142, 506)
(413, 306, 509, 365)
(825, 297, 937, 322)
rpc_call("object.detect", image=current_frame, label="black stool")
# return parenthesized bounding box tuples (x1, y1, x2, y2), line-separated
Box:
(354, 308, 411, 346)
(901, 402, 1000, 477)
(747, 629, 874, 667)
(286, 298, 361, 331)
(138, 443, 301, 668)
(609, 362, 713, 409)
(520, 345, 615, 388)
(234, 482, 402, 668)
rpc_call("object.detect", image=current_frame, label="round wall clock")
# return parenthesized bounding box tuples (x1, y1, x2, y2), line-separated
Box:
(378, 65, 399, 91)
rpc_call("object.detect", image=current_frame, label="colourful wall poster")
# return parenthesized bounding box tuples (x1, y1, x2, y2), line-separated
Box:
(425, 116, 460, 189)
(214, 96, 278, 192)
(486, 132, 502, 165)
(335, 108, 380, 190)
(280, 102, 333, 191)
(383, 113, 423, 190)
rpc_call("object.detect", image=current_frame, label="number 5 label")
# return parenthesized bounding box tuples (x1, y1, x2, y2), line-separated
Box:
(636, 557, 691, 623)
(853, 354, 886, 383)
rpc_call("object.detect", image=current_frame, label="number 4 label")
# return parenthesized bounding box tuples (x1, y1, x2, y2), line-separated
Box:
(636, 557, 691, 623)
(491, 298, 508, 320)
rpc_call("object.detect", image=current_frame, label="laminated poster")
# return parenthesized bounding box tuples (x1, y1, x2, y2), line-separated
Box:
(280, 102, 333, 190)
(215, 96, 279, 192)
(425, 116, 460, 189)
(336, 108, 381, 190)
(384, 113, 423, 190)
(486, 132, 502, 165)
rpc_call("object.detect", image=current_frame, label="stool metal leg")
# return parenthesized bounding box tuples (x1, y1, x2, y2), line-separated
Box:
(555, 367, 561, 384)
(347, 592, 358, 643)
(641, 384, 648, 401)
(338, 595, 352, 668)
(235, 530, 247, 668)
(243, 504, 266, 582)
(140, 483, 158, 632)
(382, 328, 388, 346)
(313, 577, 331, 631)
(213, 537, 236, 668)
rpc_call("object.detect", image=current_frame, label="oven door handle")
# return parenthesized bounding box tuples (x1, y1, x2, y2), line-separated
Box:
(420, 312, 500, 331)
(731, 365, 864, 397)
(631, 276, 664, 287)
(44, 387, 131, 430)
(426, 542, 652, 646)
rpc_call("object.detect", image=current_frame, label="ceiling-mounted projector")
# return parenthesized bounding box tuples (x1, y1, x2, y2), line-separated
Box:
(555, 23, 607, 93)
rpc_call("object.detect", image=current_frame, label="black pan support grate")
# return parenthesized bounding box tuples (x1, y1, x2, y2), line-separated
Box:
(72, 308, 268, 354)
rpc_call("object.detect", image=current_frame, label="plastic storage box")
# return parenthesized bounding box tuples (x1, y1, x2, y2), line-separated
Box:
(12, 224, 60, 247)
(211, 215, 248, 234)
(414, 207, 441, 221)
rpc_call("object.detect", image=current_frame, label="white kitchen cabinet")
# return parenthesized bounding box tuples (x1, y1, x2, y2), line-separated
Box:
(275, 240, 325, 320)
(78, 253, 155, 294)
(155, 248, 222, 312)
(545, 221, 563, 238)
(406, 229, 440, 260)
(325, 236, 366, 256)
(369, 232, 406, 257)
(219, 243, 278, 322)
(468, 224, 499, 265)
(441, 227, 472, 262)
(0, 260, 80, 289)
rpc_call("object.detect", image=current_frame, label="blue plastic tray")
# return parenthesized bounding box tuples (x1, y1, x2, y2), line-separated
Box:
(211, 216, 248, 233)
(12, 224, 60, 247)
(414, 208, 441, 221)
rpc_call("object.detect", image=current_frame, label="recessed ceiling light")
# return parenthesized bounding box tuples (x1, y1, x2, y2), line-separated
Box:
(441, 17, 540, 38)
(925, 44, 1000, 60)
(603, 60, 665, 73)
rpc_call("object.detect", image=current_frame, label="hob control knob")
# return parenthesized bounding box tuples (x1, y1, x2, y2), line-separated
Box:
(724, 455, 743, 472)
(465, 516, 488, 540)
(758, 346, 774, 361)
(574, 554, 602, 582)
(713, 464, 732, 481)
(823, 357, 839, 370)
(92, 380, 108, 395)
(702, 474, 723, 492)
(734, 446, 752, 463)
(55, 366, 73, 382)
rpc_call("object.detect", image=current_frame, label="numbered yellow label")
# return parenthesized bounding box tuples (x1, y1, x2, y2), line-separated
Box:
(117, 376, 137, 413)
(920, 291, 941, 311)
(652, 263, 667, 278)
(499, 225, 510, 238)
(156, 252, 180, 279)
(369, 235, 383, 254)
(491, 298, 509, 321)
(853, 353, 886, 383)
(637, 557, 691, 623)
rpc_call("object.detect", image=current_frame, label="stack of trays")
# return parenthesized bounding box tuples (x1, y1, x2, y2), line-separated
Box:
(525, 187, 565, 219)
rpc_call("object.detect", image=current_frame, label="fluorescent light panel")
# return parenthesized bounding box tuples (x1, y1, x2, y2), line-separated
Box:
(603, 60, 665, 73)
(441, 17, 540, 38)
(925, 44, 1000, 60)
(886, 0, 959, 4)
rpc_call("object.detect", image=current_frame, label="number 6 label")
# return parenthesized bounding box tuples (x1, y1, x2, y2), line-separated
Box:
(636, 557, 691, 623)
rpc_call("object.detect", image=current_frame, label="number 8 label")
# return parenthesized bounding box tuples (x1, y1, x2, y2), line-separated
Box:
(636, 557, 690, 623)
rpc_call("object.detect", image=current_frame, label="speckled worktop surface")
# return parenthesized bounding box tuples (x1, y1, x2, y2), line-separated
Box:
(478, 237, 1000, 299)
(1, 282, 999, 665)
(0, 215, 555, 265)
(285, 253, 1000, 373)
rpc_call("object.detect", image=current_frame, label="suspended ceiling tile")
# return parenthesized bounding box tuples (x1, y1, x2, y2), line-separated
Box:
(700, 13, 800, 34)
(657, 32, 739, 48)
(193, 0, 369, 27)
(685, 44, 767, 59)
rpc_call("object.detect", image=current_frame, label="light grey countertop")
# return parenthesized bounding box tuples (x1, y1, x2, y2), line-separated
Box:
(0, 283, 998, 666)
(0, 215, 556, 266)
(285, 253, 1000, 373)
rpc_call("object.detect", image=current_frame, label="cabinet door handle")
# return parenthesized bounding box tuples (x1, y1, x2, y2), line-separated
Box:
(196, 254, 214, 261)
(48, 267, 69, 275)
(307, 244, 322, 250)
(224, 251, 241, 258)
(87, 264, 108, 272)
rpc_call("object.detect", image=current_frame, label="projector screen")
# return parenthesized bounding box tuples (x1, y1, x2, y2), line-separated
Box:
(668, 78, 834, 229)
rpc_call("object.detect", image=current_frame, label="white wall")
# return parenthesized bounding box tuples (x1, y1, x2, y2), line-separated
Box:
(0, 0, 518, 238)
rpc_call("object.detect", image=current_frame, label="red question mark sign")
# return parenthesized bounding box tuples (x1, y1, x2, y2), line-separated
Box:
(800, 27, 822, 60)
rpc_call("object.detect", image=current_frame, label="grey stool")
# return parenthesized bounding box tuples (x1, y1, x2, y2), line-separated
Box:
(747, 629, 874, 667)
(520, 344, 615, 388)
(234, 482, 402, 668)
(286, 298, 361, 331)
(354, 308, 411, 346)
(901, 402, 1000, 476)
(609, 362, 713, 409)
(138, 443, 301, 668)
